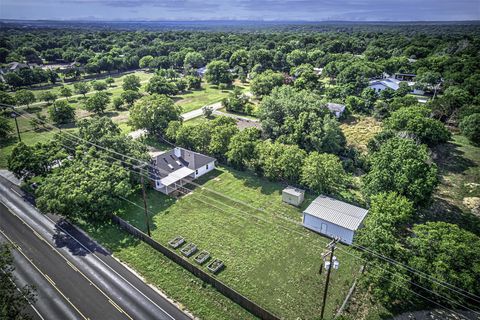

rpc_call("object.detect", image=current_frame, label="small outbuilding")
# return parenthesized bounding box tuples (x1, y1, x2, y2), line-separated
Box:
(282, 186, 305, 206)
(302, 195, 368, 245)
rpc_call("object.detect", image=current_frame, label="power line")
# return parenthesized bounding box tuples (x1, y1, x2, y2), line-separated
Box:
(10, 104, 480, 313)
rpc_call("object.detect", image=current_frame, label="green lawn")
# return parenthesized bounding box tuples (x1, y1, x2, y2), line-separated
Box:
(340, 115, 383, 153)
(117, 166, 362, 319)
(173, 83, 232, 113)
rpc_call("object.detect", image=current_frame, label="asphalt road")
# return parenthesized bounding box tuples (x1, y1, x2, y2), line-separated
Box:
(0, 175, 191, 320)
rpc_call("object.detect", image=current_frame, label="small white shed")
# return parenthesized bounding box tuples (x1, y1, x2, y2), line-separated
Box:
(282, 186, 305, 206)
(302, 195, 368, 245)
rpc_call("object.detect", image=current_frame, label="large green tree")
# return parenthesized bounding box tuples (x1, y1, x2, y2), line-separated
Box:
(250, 70, 284, 97)
(205, 60, 232, 85)
(48, 100, 75, 124)
(226, 127, 261, 170)
(364, 137, 438, 206)
(129, 94, 181, 136)
(14, 90, 36, 108)
(36, 156, 133, 220)
(459, 113, 480, 144)
(300, 152, 348, 194)
(122, 74, 141, 92)
(84, 91, 110, 115)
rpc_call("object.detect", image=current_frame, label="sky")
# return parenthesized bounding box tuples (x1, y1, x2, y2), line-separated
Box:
(1, 0, 479, 21)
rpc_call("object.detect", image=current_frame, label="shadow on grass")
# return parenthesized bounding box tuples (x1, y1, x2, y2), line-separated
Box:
(433, 141, 477, 174)
(228, 168, 279, 196)
(424, 197, 480, 235)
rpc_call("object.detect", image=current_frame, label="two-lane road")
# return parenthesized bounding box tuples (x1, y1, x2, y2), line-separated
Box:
(0, 176, 191, 320)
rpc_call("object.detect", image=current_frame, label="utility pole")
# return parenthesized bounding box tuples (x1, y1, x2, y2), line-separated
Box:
(12, 112, 21, 142)
(140, 174, 151, 237)
(135, 164, 151, 237)
(320, 237, 340, 320)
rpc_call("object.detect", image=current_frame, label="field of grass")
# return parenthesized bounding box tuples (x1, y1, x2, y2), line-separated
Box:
(173, 83, 231, 113)
(340, 115, 382, 153)
(117, 166, 362, 319)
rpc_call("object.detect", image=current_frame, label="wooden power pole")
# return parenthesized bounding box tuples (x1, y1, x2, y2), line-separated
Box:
(140, 174, 151, 237)
(320, 237, 339, 320)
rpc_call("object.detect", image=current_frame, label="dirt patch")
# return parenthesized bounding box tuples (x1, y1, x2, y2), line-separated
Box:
(463, 197, 480, 216)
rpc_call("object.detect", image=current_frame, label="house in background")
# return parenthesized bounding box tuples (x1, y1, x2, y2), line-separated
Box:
(151, 147, 216, 195)
(302, 195, 368, 245)
(196, 66, 207, 77)
(282, 186, 305, 206)
(326, 103, 346, 118)
(368, 77, 424, 95)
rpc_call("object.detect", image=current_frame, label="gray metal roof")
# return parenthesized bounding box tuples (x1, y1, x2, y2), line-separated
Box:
(303, 195, 368, 231)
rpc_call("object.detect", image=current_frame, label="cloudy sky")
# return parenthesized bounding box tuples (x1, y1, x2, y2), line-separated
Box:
(1, 0, 479, 21)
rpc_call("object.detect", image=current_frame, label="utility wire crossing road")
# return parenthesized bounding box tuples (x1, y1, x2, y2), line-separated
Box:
(0, 175, 191, 320)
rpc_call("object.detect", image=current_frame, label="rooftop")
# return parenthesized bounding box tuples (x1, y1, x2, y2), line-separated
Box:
(283, 186, 305, 197)
(303, 195, 368, 231)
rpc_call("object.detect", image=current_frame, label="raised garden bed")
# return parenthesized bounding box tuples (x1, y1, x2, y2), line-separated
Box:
(168, 236, 185, 249)
(180, 243, 197, 257)
(194, 251, 210, 264)
(207, 259, 224, 274)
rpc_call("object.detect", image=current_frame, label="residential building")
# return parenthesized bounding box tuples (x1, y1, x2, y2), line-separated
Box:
(302, 195, 368, 245)
(326, 103, 346, 118)
(368, 76, 424, 95)
(151, 147, 216, 195)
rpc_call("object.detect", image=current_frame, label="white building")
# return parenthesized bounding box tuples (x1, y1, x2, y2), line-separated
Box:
(151, 147, 216, 195)
(326, 103, 346, 118)
(282, 186, 305, 206)
(302, 195, 368, 245)
(368, 73, 424, 95)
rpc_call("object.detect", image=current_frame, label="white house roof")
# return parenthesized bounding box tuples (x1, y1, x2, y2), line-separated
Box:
(283, 186, 305, 197)
(160, 166, 195, 186)
(326, 103, 346, 113)
(303, 195, 368, 231)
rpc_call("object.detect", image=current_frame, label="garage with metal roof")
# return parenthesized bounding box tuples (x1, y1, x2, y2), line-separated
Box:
(302, 195, 368, 245)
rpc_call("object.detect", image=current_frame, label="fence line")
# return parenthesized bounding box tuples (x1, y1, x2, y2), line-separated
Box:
(111, 215, 280, 320)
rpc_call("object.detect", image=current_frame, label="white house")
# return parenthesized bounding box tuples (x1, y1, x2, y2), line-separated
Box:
(368, 73, 424, 95)
(282, 186, 305, 206)
(151, 147, 216, 195)
(326, 103, 346, 118)
(303, 195, 368, 245)
(196, 66, 207, 77)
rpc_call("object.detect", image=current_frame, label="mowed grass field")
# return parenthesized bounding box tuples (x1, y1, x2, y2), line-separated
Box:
(116, 166, 362, 319)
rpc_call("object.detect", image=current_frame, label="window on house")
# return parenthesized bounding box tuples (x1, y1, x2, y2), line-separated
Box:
(195, 169, 198, 175)
(206, 164, 209, 169)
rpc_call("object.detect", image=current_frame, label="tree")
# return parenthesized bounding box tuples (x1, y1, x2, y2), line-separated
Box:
(222, 87, 250, 114)
(112, 96, 124, 110)
(286, 49, 307, 67)
(183, 52, 204, 69)
(255, 141, 307, 183)
(250, 70, 284, 97)
(0, 116, 13, 140)
(39, 91, 57, 105)
(59, 86, 72, 101)
(73, 82, 90, 98)
(129, 94, 181, 136)
(207, 117, 239, 161)
(185, 75, 201, 90)
(48, 100, 75, 124)
(139, 55, 154, 69)
(300, 152, 348, 194)
(15, 90, 36, 108)
(202, 105, 213, 118)
(122, 74, 141, 92)
(36, 156, 133, 221)
(205, 60, 232, 85)
(407, 222, 480, 304)
(84, 92, 110, 115)
(146, 76, 178, 95)
(386, 106, 451, 146)
(0, 244, 36, 320)
(120, 90, 141, 108)
(430, 86, 471, 122)
(105, 77, 115, 87)
(0, 91, 16, 106)
(4, 73, 23, 89)
(459, 113, 480, 144)
(227, 128, 261, 169)
(91, 81, 107, 91)
(364, 137, 438, 206)
(356, 192, 414, 306)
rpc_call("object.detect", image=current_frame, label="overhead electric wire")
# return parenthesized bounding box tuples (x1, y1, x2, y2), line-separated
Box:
(8, 103, 479, 315)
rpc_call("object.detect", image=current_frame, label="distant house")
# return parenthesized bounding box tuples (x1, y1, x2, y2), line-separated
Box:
(368, 76, 424, 95)
(196, 66, 207, 77)
(282, 186, 305, 206)
(151, 147, 216, 195)
(313, 67, 323, 76)
(6, 62, 30, 72)
(326, 103, 346, 118)
(303, 195, 368, 245)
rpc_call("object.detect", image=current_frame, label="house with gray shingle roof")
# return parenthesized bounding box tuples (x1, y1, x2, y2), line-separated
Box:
(303, 195, 368, 245)
(151, 147, 216, 195)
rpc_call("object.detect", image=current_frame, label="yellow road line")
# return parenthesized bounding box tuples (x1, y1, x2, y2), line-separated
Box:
(4, 207, 134, 320)
(0, 228, 89, 320)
